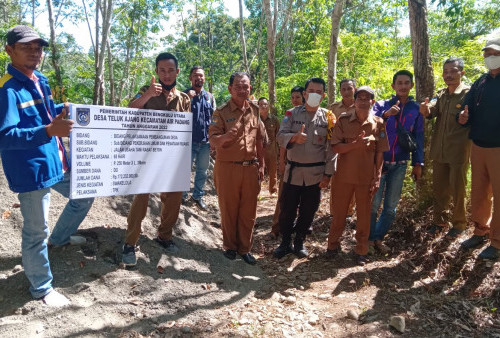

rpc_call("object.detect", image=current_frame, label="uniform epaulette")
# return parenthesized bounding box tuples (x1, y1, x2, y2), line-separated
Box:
(216, 101, 229, 111)
(249, 100, 259, 109)
(338, 111, 350, 118)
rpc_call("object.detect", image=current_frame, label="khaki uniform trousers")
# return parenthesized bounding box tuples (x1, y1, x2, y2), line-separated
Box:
(215, 161, 260, 254)
(470, 144, 500, 248)
(125, 192, 182, 246)
(432, 160, 469, 230)
(265, 144, 278, 194)
(330, 175, 355, 216)
(328, 179, 372, 255)
(271, 178, 284, 235)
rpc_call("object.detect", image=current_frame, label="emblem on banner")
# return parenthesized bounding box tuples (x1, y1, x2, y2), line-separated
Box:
(76, 108, 91, 126)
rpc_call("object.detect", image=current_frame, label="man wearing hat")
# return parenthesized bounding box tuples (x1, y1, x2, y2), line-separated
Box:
(458, 36, 500, 260)
(0, 25, 94, 306)
(326, 86, 389, 265)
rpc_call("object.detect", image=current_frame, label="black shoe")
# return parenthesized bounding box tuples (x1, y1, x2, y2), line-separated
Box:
(241, 253, 257, 265)
(294, 240, 308, 258)
(273, 242, 293, 259)
(223, 249, 237, 260)
(182, 195, 189, 204)
(155, 237, 179, 253)
(356, 254, 370, 266)
(478, 246, 499, 260)
(325, 248, 341, 259)
(192, 197, 207, 210)
(461, 235, 488, 249)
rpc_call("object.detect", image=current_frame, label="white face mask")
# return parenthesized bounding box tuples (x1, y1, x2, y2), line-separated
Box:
(485, 55, 500, 70)
(306, 92, 322, 107)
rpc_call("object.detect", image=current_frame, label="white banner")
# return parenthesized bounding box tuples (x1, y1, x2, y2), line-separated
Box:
(69, 104, 192, 199)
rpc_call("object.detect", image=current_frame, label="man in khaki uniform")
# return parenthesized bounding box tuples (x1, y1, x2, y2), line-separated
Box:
(122, 53, 191, 267)
(328, 79, 357, 217)
(273, 78, 336, 259)
(327, 86, 389, 265)
(209, 72, 266, 265)
(259, 97, 280, 195)
(420, 58, 470, 239)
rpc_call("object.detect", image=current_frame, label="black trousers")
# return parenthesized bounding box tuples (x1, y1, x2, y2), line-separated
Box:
(279, 182, 321, 242)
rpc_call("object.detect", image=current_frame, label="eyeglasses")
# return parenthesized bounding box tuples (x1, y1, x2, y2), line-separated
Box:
(14, 43, 44, 53)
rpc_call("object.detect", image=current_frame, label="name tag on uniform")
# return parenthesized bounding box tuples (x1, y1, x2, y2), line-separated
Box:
(226, 118, 236, 123)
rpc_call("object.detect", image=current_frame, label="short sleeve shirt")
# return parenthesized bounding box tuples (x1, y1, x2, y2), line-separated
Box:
(209, 99, 265, 162)
(328, 100, 355, 119)
(331, 111, 389, 185)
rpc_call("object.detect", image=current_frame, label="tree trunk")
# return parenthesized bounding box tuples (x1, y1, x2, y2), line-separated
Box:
(408, 0, 435, 208)
(107, 39, 115, 106)
(238, 0, 249, 73)
(47, 0, 63, 94)
(327, 0, 345, 106)
(93, 0, 113, 105)
(263, 0, 276, 106)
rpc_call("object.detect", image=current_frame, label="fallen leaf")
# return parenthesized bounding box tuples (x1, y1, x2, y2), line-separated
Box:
(128, 297, 143, 306)
(12, 203, 20, 208)
(79, 261, 86, 268)
(2, 210, 11, 219)
(157, 266, 164, 274)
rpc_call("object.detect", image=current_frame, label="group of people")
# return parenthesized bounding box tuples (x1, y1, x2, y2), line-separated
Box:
(1, 24, 499, 307)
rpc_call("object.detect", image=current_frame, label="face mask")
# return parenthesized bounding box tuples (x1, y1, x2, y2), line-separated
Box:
(306, 92, 322, 107)
(485, 55, 500, 70)
(159, 79, 176, 91)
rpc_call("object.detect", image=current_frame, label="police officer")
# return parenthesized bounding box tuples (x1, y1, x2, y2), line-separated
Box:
(326, 86, 389, 265)
(258, 97, 280, 195)
(273, 77, 335, 259)
(122, 52, 191, 267)
(209, 72, 266, 265)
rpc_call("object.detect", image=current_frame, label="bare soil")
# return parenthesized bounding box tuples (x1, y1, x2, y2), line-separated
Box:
(0, 162, 499, 337)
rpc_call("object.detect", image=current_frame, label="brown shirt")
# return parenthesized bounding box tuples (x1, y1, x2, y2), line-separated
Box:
(328, 100, 355, 119)
(209, 99, 266, 161)
(136, 86, 191, 112)
(428, 83, 471, 164)
(262, 114, 280, 144)
(331, 111, 389, 185)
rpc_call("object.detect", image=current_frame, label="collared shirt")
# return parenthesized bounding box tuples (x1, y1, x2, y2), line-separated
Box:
(331, 111, 389, 185)
(463, 72, 500, 148)
(183, 88, 215, 143)
(372, 96, 424, 166)
(209, 99, 266, 162)
(328, 100, 355, 119)
(428, 83, 471, 164)
(135, 86, 191, 112)
(278, 105, 335, 186)
(261, 114, 280, 144)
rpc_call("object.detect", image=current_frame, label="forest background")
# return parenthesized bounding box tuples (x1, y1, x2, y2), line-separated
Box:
(1, 0, 500, 201)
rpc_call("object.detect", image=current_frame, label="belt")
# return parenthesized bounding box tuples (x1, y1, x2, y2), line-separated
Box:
(287, 161, 326, 184)
(384, 160, 407, 165)
(232, 159, 258, 166)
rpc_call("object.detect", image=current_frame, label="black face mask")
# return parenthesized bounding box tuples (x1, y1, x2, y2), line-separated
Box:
(159, 79, 176, 91)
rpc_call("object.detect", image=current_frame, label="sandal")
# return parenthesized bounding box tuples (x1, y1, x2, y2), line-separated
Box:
(427, 224, 446, 235)
(264, 232, 278, 241)
(445, 227, 463, 240)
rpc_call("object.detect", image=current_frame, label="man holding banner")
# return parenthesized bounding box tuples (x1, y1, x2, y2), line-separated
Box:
(0, 25, 94, 306)
(122, 52, 190, 267)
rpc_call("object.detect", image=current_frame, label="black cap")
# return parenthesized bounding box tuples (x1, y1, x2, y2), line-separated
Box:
(354, 85, 375, 99)
(6, 25, 49, 46)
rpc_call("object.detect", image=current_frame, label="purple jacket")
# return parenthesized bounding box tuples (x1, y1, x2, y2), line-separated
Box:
(372, 96, 424, 166)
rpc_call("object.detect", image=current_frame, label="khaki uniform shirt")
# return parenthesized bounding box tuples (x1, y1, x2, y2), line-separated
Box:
(329, 100, 355, 119)
(209, 99, 267, 161)
(136, 86, 191, 112)
(262, 114, 280, 144)
(428, 83, 471, 164)
(331, 111, 389, 185)
(278, 106, 335, 186)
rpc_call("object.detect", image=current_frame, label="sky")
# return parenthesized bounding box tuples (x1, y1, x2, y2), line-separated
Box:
(36, 0, 248, 52)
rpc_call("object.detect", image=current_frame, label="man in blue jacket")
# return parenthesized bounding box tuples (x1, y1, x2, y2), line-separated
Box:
(0, 25, 94, 306)
(369, 70, 424, 254)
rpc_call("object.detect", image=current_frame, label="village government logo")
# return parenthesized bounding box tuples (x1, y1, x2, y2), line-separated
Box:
(76, 108, 91, 126)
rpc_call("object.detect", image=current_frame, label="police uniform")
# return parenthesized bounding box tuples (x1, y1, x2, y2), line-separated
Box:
(328, 101, 356, 215)
(209, 99, 266, 255)
(262, 114, 280, 194)
(277, 105, 335, 244)
(125, 86, 191, 246)
(428, 83, 470, 231)
(327, 111, 389, 255)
